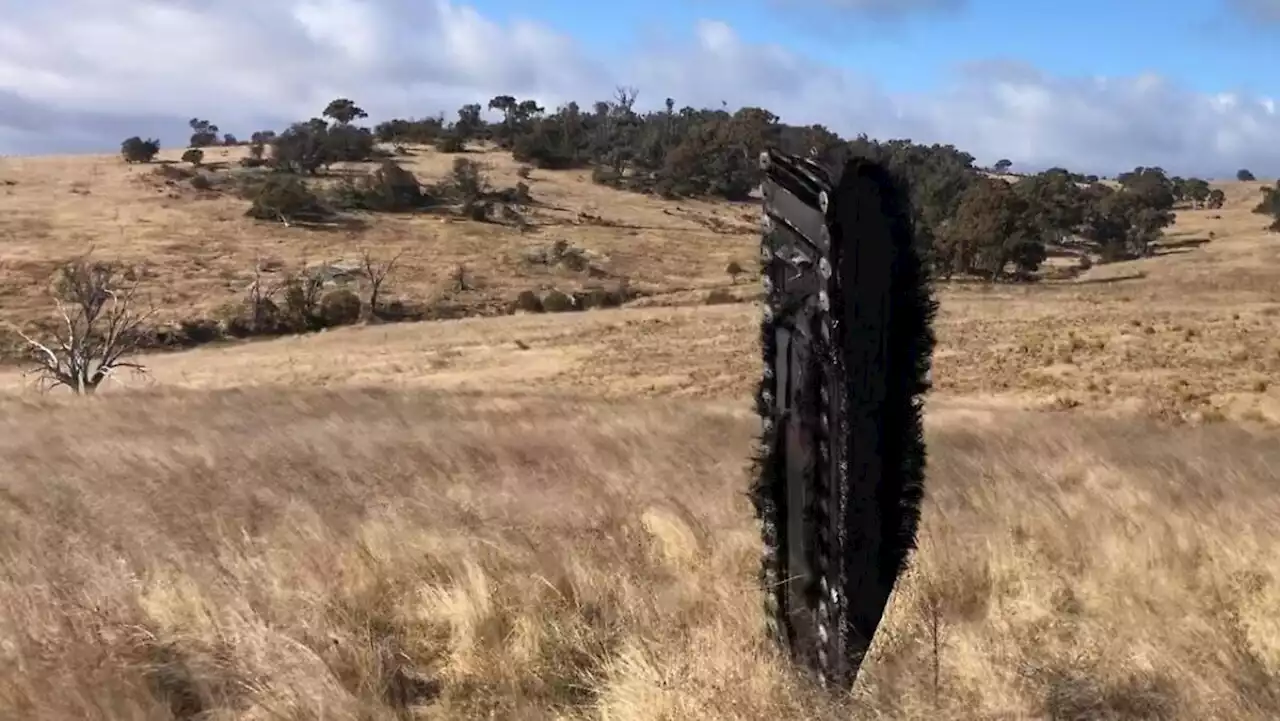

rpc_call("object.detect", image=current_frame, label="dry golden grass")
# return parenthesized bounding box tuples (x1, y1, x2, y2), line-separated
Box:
(2, 147, 1280, 719)
(0, 389, 1277, 719)
(0, 145, 758, 329)
(2, 146, 1278, 419)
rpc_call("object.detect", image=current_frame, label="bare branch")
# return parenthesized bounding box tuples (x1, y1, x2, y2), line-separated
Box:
(6, 323, 61, 370)
(360, 248, 403, 320)
(12, 255, 153, 395)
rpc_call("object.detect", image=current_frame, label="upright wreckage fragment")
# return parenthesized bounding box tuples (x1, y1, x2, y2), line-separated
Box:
(752, 149, 937, 689)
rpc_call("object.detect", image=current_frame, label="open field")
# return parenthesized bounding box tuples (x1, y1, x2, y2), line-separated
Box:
(1, 147, 1279, 719)
(2, 146, 1278, 420)
(1, 390, 1278, 719)
(0, 145, 762, 329)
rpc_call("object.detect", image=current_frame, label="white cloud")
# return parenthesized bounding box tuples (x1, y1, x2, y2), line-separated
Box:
(0, 0, 1277, 178)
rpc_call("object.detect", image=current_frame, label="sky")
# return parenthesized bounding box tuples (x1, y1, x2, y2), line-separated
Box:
(0, 0, 1277, 177)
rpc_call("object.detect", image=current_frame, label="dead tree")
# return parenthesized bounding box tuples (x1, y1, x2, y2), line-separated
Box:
(6, 258, 154, 394)
(279, 257, 327, 331)
(360, 249, 402, 320)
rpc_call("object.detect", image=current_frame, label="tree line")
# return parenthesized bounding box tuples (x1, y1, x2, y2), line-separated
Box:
(117, 91, 1276, 283)
(11, 90, 1266, 394)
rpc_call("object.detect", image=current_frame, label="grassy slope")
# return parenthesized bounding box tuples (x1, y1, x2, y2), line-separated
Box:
(0, 148, 1278, 719)
(0, 145, 761, 330)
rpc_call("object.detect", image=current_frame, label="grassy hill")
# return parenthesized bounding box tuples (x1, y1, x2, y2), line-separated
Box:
(0, 144, 761, 334)
(0, 144, 1278, 719)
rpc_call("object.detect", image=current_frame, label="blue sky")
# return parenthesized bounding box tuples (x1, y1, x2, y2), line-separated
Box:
(466, 0, 1279, 97)
(0, 0, 1277, 176)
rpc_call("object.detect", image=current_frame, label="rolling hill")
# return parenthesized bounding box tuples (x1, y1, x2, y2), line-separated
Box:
(0, 143, 1278, 719)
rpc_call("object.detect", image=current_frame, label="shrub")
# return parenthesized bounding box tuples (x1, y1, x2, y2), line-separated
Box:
(448, 158, 490, 203)
(120, 136, 160, 163)
(433, 132, 466, 153)
(181, 148, 204, 166)
(511, 124, 583, 169)
(342, 161, 432, 212)
(189, 173, 214, 191)
(149, 164, 194, 183)
(513, 290, 543, 313)
(541, 289, 574, 312)
(591, 166, 621, 187)
(270, 120, 331, 174)
(487, 182, 534, 209)
(325, 123, 376, 163)
(220, 297, 280, 337)
(238, 141, 269, 168)
(318, 288, 363, 327)
(572, 287, 622, 309)
(705, 288, 736, 305)
(374, 117, 443, 144)
(1253, 182, 1280, 230)
(176, 317, 222, 345)
(245, 174, 328, 225)
(279, 272, 326, 331)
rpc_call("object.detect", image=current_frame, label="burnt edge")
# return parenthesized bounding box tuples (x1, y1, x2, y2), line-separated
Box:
(751, 149, 937, 689)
